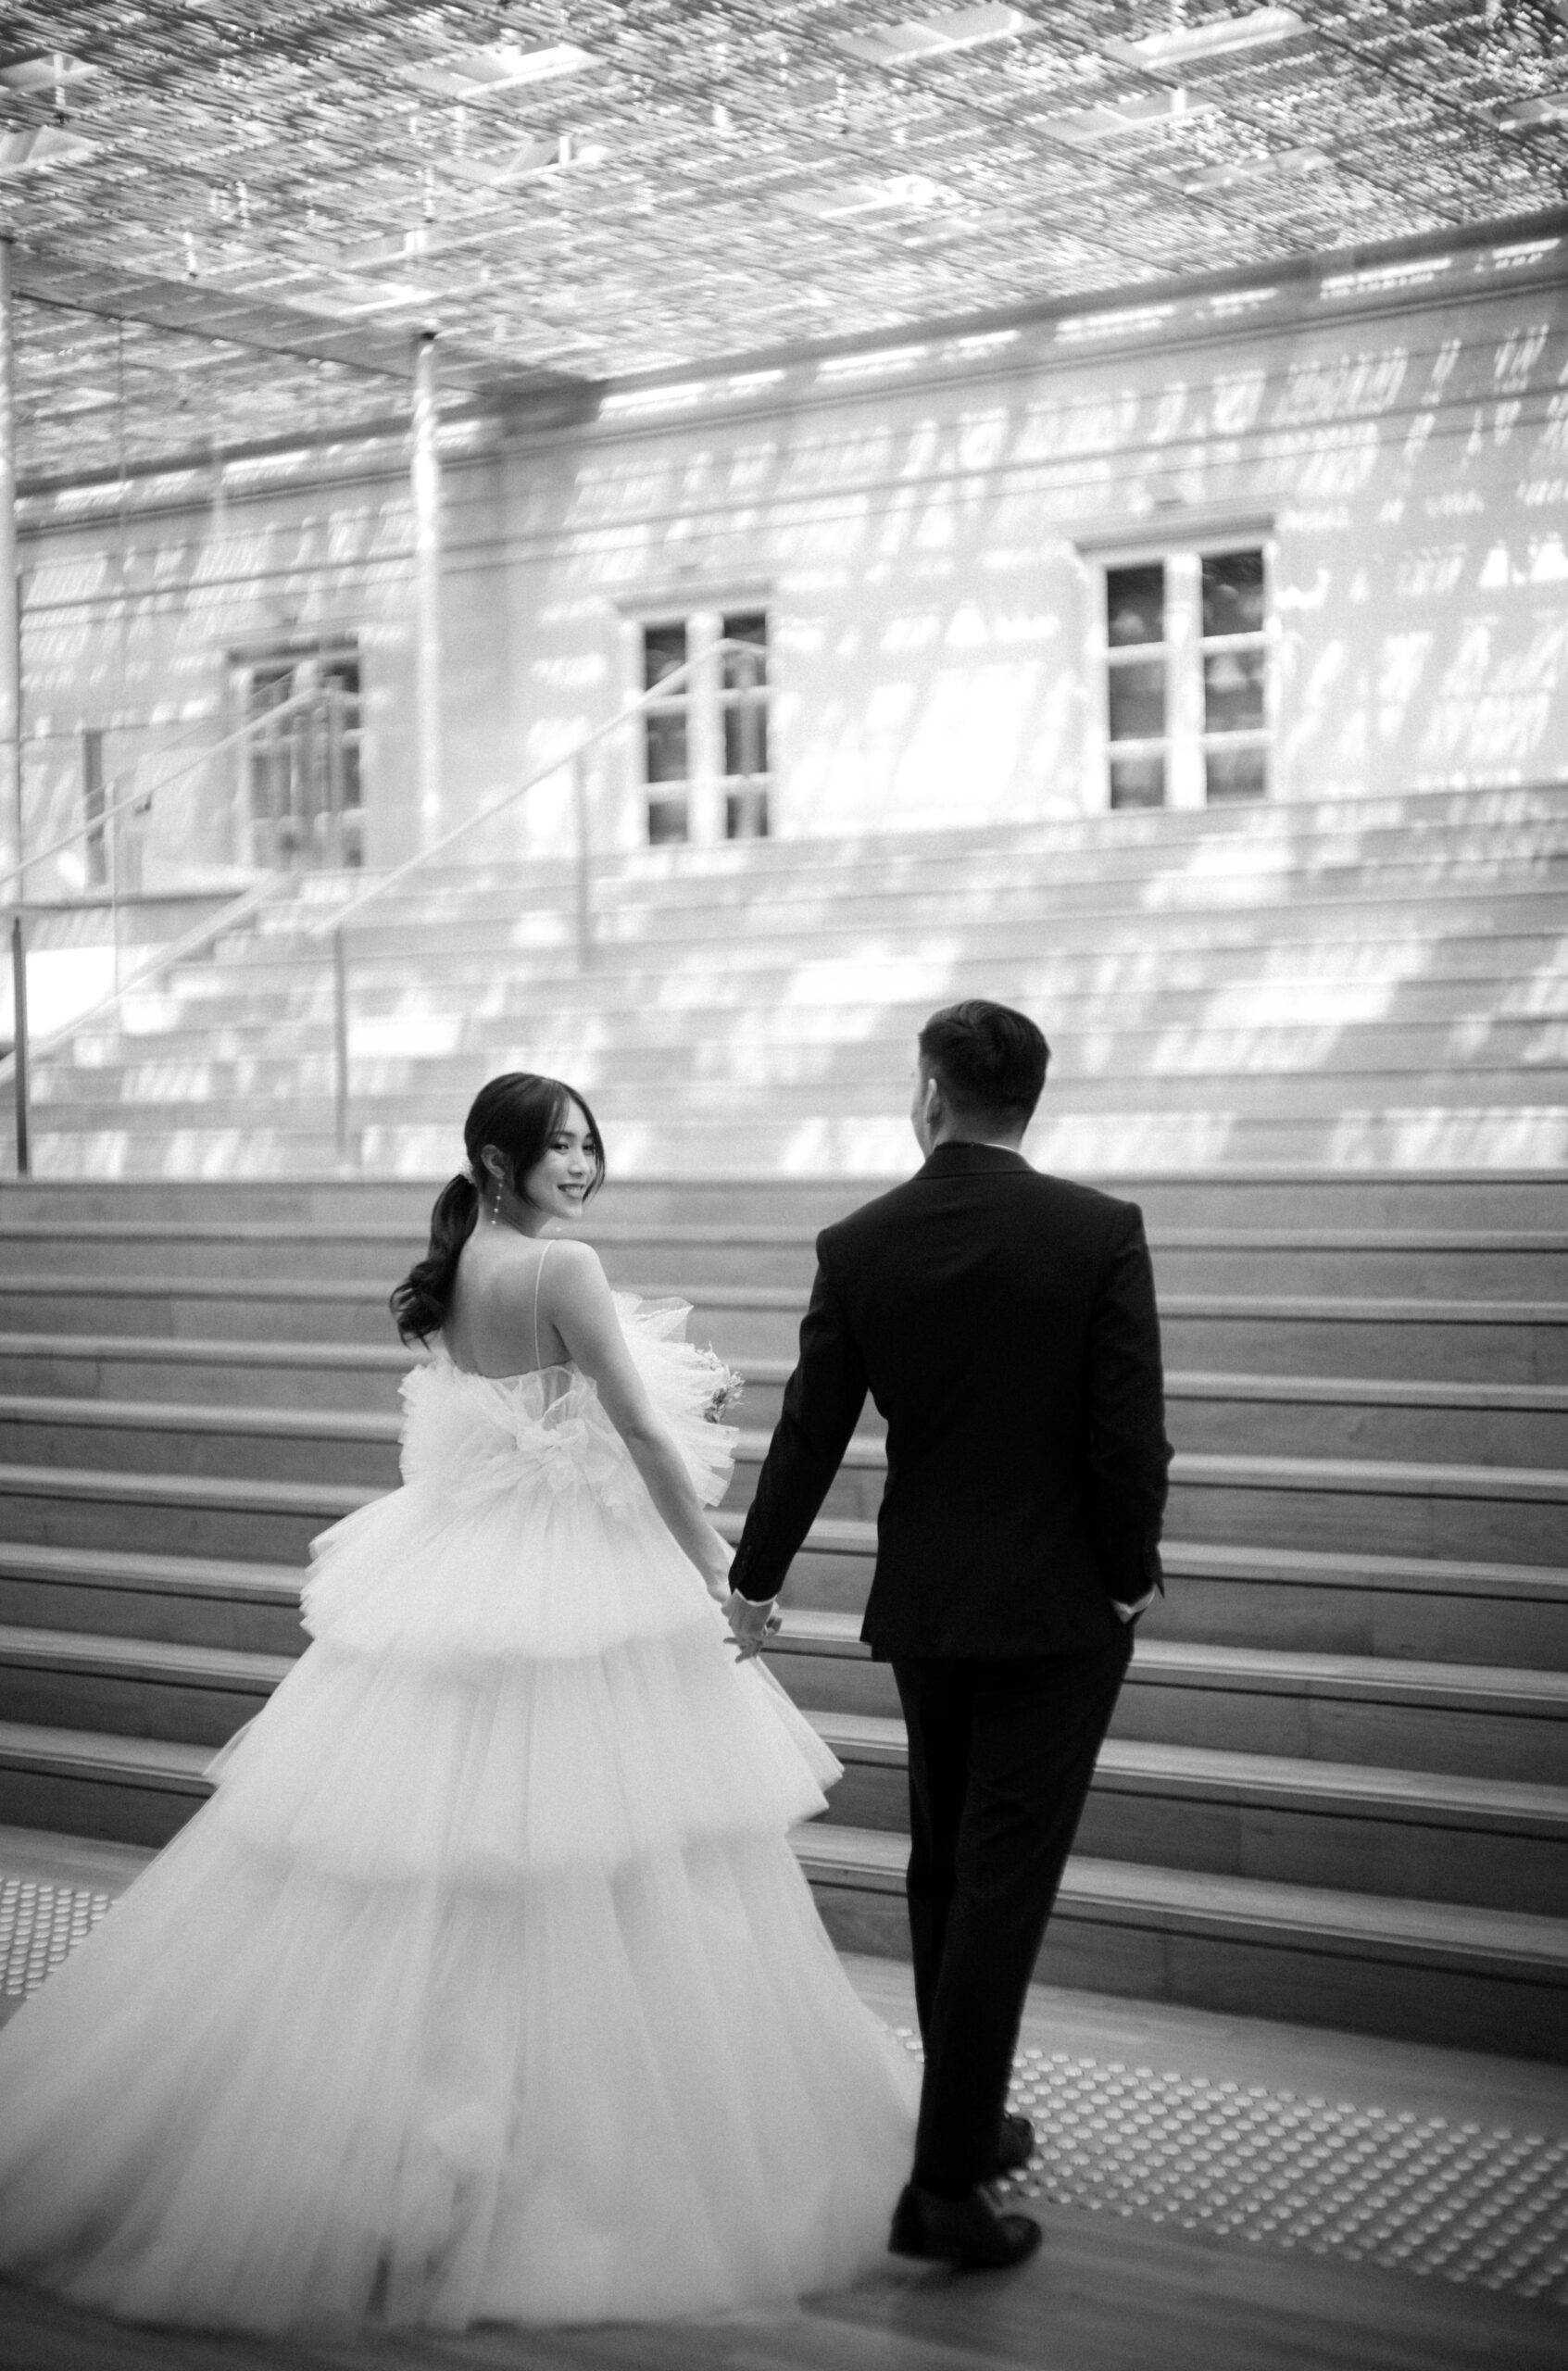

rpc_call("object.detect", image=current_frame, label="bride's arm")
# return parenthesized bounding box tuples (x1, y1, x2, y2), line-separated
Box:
(542, 1240, 734, 1599)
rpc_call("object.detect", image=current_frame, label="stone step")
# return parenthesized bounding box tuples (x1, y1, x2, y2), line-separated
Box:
(89, 970, 1568, 1042)
(20, 1107, 1564, 1175)
(726, 1363, 1568, 1468)
(33, 1060, 1568, 1121)
(1, 1273, 1559, 1380)
(0, 1703, 1560, 1941)
(796, 1825, 1568, 2061)
(2, 1471, 1561, 1669)
(0, 1461, 365, 1564)
(5, 1335, 1561, 1465)
(5, 1218, 1562, 1301)
(720, 1514, 1568, 1670)
(4, 1171, 1561, 1228)
(134, 956, 1568, 1043)
(0, 1541, 308, 1656)
(0, 1398, 1561, 1564)
(808, 1713, 1568, 1914)
(58, 1017, 1568, 1085)
(3, 1609, 1563, 1797)
(233, 878, 1568, 958)
(766, 1612, 1568, 1784)
(0, 1625, 290, 1747)
(260, 837, 1565, 920)
(3, 1731, 1565, 2054)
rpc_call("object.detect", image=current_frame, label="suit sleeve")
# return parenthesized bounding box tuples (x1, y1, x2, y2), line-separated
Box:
(1085, 1202, 1173, 1605)
(727, 1242, 870, 1603)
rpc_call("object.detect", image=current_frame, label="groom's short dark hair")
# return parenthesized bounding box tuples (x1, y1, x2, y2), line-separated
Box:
(918, 1000, 1049, 1131)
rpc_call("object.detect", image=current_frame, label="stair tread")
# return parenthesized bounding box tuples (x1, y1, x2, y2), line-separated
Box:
(1, 1670, 1557, 1827)
(3, 1219, 1566, 1250)
(5, 1336, 1562, 1416)
(0, 1333, 417, 1371)
(0, 1461, 369, 1514)
(0, 1724, 1561, 1969)
(774, 1606, 1568, 1707)
(4, 1392, 1565, 1502)
(3, 1273, 1564, 1322)
(3, 1463, 1560, 1593)
(794, 1826, 1568, 1966)
(0, 1538, 301, 1599)
(806, 1709, 1568, 1823)
(3, 1601, 1561, 1713)
(0, 1625, 293, 1687)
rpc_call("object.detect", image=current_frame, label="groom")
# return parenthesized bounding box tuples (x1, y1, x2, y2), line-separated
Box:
(727, 999, 1172, 2270)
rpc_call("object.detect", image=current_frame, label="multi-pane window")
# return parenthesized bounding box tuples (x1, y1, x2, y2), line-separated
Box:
(1105, 562, 1169, 811)
(642, 621, 691, 846)
(637, 608, 771, 845)
(233, 639, 364, 869)
(1199, 550, 1267, 805)
(81, 725, 109, 889)
(1101, 546, 1269, 809)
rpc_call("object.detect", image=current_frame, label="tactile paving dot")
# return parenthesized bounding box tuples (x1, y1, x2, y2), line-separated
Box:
(0, 1877, 112, 2001)
(894, 2031, 1568, 2305)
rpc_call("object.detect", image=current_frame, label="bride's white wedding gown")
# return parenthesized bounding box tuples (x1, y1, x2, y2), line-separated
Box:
(0, 1297, 918, 2331)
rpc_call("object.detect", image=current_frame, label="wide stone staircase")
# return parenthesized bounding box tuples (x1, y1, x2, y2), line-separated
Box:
(20, 783, 1568, 1178)
(0, 784, 1563, 2057)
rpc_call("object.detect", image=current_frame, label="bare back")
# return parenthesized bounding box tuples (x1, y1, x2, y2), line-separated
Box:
(443, 1231, 570, 1378)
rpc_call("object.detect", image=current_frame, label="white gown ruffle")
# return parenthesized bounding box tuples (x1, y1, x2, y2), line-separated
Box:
(0, 1297, 918, 2331)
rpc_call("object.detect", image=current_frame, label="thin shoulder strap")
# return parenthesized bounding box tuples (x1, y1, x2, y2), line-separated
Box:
(532, 1238, 552, 1371)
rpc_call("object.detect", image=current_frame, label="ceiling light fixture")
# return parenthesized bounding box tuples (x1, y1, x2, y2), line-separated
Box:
(410, 40, 594, 103)
(0, 49, 100, 95)
(1051, 88, 1215, 144)
(1103, 6, 1306, 73)
(0, 122, 96, 175)
(841, 6, 1031, 69)
(1499, 94, 1568, 131)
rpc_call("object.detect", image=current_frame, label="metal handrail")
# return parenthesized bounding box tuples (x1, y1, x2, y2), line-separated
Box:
(3, 879, 275, 1075)
(303, 642, 753, 942)
(0, 683, 322, 907)
(3, 637, 766, 1173)
(313, 637, 764, 1166)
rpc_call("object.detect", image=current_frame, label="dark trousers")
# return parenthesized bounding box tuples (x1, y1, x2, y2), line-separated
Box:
(892, 1626, 1134, 2195)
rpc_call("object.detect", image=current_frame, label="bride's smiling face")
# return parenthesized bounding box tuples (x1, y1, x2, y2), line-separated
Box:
(520, 1098, 598, 1222)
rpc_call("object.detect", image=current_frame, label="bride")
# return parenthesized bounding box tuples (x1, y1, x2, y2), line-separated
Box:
(0, 1073, 918, 2331)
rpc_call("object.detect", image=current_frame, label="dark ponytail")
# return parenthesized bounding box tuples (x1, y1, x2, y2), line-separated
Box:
(391, 1172, 482, 1344)
(389, 1071, 606, 1345)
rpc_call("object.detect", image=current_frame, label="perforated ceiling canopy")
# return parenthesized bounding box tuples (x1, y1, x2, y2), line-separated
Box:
(3, 2, 1566, 481)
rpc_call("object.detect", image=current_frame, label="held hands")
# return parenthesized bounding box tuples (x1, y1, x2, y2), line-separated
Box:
(725, 1591, 783, 1662)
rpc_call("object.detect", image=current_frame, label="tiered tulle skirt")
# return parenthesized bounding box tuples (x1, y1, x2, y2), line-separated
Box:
(0, 1345, 918, 2330)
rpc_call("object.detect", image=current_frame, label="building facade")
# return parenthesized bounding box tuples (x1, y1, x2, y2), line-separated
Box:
(14, 232, 1568, 901)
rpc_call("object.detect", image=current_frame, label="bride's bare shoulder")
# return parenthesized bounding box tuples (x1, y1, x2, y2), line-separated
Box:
(541, 1236, 610, 1298)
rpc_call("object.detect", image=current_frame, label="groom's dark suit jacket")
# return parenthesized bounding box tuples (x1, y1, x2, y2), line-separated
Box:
(729, 1142, 1172, 1658)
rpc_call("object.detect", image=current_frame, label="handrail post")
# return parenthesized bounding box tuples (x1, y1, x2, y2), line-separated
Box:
(331, 922, 353, 1170)
(10, 910, 29, 1176)
(571, 749, 594, 972)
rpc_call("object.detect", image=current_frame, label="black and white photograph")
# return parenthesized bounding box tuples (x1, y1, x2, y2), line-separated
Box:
(0, 6, 1562, 2368)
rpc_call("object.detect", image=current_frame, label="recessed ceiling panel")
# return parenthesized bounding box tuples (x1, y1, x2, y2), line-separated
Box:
(1, 1, 1563, 481)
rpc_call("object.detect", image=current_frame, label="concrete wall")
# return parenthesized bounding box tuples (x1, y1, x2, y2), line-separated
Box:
(14, 244, 1567, 894)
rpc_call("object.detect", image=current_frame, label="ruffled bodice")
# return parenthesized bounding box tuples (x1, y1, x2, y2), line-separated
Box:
(296, 1295, 742, 1667)
(398, 1292, 738, 1518)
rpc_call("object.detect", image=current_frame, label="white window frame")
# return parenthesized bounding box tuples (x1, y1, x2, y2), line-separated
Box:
(621, 599, 773, 846)
(230, 634, 365, 871)
(1084, 530, 1274, 812)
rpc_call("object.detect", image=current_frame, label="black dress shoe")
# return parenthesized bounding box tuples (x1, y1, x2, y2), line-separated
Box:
(989, 2111, 1035, 2177)
(888, 2182, 1042, 2270)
